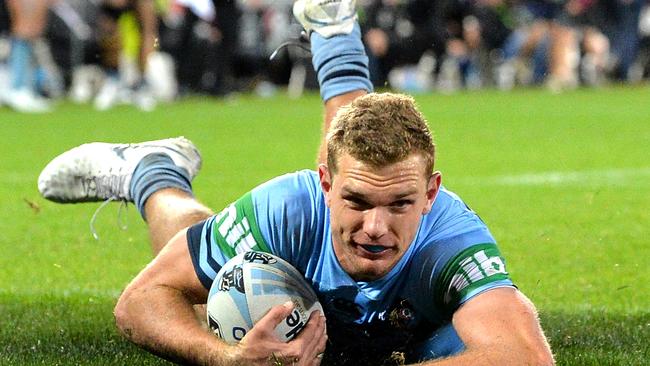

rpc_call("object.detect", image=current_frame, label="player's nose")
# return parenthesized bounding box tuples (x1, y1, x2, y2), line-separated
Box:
(362, 207, 388, 240)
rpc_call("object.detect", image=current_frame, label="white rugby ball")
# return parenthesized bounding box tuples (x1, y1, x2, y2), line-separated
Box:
(206, 251, 323, 344)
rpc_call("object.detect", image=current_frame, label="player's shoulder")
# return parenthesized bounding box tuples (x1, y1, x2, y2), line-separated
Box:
(419, 185, 494, 245)
(432, 185, 465, 206)
(426, 185, 479, 223)
(249, 169, 326, 224)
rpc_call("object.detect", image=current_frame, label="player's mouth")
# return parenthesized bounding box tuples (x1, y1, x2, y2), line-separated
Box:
(361, 244, 387, 253)
(354, 242, 393, 258)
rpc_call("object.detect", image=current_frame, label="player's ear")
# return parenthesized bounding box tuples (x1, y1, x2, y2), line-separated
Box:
(423, 171, 441, 214)
(318, 164, 333, 204)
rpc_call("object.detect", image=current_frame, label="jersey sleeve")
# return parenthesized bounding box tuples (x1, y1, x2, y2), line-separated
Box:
(436, 242, 513, 310)
(186, 170, 322, 289)
(186, 192, 272, 289)
(411, 189, 514, 322)
(413, 234, 514, 322)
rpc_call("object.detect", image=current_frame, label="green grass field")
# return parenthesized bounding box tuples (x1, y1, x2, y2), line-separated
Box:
(1, 87, 649, 365)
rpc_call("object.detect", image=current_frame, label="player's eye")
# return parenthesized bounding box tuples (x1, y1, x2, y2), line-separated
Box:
(391, 200, 413, 210)
(344, 196, 372, 210)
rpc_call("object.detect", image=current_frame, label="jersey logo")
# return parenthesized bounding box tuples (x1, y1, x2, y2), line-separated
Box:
(449, 249, 508, 298)
(388, 299, 418, 330)
(111, 146, 128, 160)
(210, 193, 271, 259)
(215, 204, 259, 254)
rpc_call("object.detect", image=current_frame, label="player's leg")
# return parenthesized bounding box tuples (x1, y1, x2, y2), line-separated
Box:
(94, 6, 123, 110)
(130, 152, 213, 254)
(6, 0, 49, 39)
(38, 137, 211, 255)
(547, 22, 578, 91)
(141, 188, 212, 255)
(293, 0, 373, 163)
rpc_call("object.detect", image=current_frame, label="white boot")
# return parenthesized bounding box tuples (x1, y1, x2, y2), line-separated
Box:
(38, 137, 202, 203)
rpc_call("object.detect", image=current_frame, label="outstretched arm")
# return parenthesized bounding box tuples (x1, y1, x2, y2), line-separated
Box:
(416, 287, 555, 366)
(114, 229, 227, 364)
(114, 228, 327, 365)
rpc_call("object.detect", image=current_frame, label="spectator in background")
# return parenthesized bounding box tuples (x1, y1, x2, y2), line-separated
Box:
(1, 0, 54, 113)
(595, 0, 644, 81)
(93, 0, 159, 110)
(630, 1, 650, 81)
(562, 0, 611, 86)
(456, 0, 519, 88)
(469, 0, 589, 91)
(361, 0, 443, 89)
(434, 0, 480, 91)
(532, 0, 582, 91)
(162, 0, 239, 96)
(511, 0, 615, 90)
(235, 0, 296, 96)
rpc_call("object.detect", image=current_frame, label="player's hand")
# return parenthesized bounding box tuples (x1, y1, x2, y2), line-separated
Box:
(287, 308, 328, 366)
(226, 301, 327, 365)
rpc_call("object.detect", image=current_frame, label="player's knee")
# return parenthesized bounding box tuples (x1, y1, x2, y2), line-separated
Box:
(187, 205, 214, 222)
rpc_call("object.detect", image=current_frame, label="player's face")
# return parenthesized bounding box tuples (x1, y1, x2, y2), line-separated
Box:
(320, 153, 441, 281)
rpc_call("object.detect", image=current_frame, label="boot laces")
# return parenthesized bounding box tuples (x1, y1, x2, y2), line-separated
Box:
(89, 197, 129, 240)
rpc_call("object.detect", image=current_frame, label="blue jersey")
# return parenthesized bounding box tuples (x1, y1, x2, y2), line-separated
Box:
(187, 170, 513, 362)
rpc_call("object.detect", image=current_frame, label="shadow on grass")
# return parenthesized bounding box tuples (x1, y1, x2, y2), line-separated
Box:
(1, 295, 648, 365)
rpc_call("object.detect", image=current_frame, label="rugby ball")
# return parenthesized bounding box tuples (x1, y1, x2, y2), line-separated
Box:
(206, 251, 323, 344)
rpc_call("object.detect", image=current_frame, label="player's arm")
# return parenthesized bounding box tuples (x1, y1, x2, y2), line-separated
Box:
(114, 228, 326, 365)
(415, 287, 555, 365)
(413, 235, 554, 366)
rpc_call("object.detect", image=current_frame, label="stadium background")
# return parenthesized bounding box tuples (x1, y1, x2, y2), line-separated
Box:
(1, 0, 650, 107)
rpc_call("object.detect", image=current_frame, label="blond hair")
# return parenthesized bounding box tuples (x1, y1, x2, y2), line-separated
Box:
(326, 93, 435, 174)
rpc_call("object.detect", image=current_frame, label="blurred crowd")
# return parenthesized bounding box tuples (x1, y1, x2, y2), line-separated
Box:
(1, 0, 649, 113)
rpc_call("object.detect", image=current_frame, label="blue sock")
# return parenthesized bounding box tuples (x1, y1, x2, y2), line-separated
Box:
(130, 153, 193, 221)
(9, 37, 33, 91)
(310, 22, 374, 101)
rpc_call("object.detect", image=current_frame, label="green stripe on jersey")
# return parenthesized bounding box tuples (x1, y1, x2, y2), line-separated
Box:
(437, 243, 510, 313)
(211, 192, 271, 258)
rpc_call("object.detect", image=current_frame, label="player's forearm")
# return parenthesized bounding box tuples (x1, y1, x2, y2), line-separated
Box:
(114, 285, 231, 365)
(420, 288, 555, 366)
(411, 345, 554, 366)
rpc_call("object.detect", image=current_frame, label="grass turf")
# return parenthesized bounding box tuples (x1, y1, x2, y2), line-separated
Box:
(1, 86, 648, 365)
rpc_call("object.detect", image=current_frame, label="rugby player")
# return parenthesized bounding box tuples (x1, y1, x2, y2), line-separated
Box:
(38, 1, 554, 365)
(2, 0, 53, 113)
